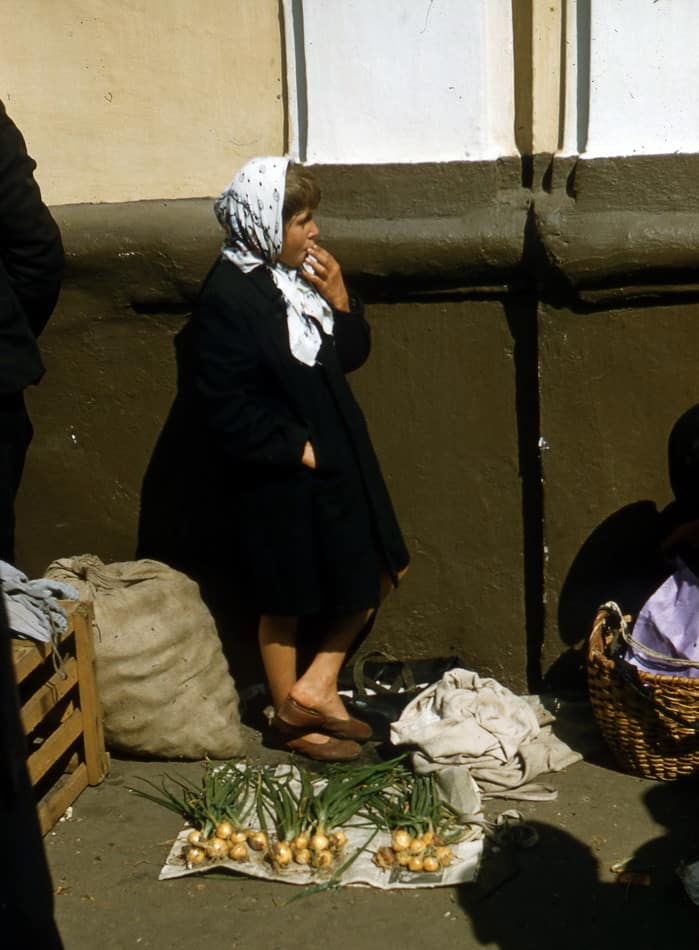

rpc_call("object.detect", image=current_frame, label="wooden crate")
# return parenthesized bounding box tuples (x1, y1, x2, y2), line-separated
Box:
(11, 599, 109, 835)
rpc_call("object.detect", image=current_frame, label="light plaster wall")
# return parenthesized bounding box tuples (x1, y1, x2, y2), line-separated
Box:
(585, 0, 699, 158)
(283, 0, 516, 163)
(559, 0, 699, 159)
(1, 0, 284, 205)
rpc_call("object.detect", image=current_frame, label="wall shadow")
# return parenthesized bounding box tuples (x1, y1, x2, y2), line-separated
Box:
(638, 775, 699, 892)
(460, 796, 698, 949)
(549, 402, 699, 691)
(136, 328, 263, 699)
(545, 500, 672, 691)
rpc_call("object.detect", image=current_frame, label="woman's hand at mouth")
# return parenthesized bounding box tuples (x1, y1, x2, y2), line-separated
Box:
(301, 243, 350, 311)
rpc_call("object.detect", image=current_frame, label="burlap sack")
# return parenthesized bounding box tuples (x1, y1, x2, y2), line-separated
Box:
(45, 555, 244, 760)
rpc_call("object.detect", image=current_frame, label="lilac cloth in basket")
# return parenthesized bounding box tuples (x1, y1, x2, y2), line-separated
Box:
(627, 558, 699, 678)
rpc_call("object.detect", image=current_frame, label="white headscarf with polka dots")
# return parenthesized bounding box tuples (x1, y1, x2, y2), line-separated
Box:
(214, 156, 333, 366)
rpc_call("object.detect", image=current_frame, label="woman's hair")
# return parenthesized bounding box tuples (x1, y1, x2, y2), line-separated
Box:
(668, 403, 699, 513)
(283, 162, 321, 224)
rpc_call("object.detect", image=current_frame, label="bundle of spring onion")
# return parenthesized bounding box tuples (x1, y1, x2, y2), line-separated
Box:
(367, 772, 464, 873)
(131, 760, 267, 868)
(261, 756, 407, 870)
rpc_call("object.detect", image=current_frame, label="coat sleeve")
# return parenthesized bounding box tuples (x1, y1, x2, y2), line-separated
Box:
(332, 295, 371, 373)
(0, 101, 64, 338)
(192, 288, 310, 468)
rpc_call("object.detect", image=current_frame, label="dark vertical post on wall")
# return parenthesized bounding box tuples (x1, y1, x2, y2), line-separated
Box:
(575, 0, 591, 154)
(289, 0, 309, 162)
(557, 0, 568, 151)
(505, 277, 544, 690)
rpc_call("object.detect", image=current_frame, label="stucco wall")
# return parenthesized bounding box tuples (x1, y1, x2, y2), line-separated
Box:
(15, 148, 699, 692)
(2, 0, 284, 204)
(350, 299, 525, 688)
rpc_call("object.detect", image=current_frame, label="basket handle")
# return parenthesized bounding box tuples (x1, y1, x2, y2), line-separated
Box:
(620, 627, 699, 670)
(601, 596, 699, 670)
(597, 602, 699, 731)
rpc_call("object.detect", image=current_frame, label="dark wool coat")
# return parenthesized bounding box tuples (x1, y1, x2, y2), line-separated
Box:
(176, 258, 409, 615)
(0, 99, 63, 561)
(0, 99, 63, 394)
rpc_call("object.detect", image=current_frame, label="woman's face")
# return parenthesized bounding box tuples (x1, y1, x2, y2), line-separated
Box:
(279, 207, 319, 268)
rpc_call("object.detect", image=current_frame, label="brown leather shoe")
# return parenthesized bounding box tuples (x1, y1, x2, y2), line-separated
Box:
(285, 734, 362, 761)
(264, 723, 362, 761)
(274, 695, 373, 742)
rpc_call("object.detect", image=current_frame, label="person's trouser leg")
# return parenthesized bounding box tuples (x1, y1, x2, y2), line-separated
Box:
(0, 595, 64, 947)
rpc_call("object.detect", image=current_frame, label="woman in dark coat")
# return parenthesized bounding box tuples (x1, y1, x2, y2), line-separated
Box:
(183, 157, 409, 760)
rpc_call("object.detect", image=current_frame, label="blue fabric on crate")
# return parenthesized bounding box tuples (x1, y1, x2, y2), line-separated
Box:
(626, 557, 699, 678)
(0, 560, 79, 643)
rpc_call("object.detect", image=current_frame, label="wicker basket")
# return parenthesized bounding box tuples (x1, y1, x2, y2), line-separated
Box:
(587, 603, 699, 781)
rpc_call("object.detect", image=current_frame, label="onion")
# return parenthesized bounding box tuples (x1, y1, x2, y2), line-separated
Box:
(247, 831, 268, 852)
(186, 829, 203, 846)
(185, 846, 206, 867)
(421, 830, 435, 846)
(395, 850, 412, 867)
(215, 820, 234, 840)
(206, 837, 229, 860)
(435, 846, 453, 867)
(293, 848, 312, 865)
(329, 830, 347, 850)
(373, 847, 395, 869)
(313, 850, 334, 869)
(409, 837, 426, 854)
(408, 855, 424, 872)
(229, 829, 248, 844)
(309, 833, 329, 853)
(292, 832, 309, 851)
(422, 856, 440, 872)
(228, 841, 248, 862)
(271, 842, 293, 867)
(391, 829, 411, 852)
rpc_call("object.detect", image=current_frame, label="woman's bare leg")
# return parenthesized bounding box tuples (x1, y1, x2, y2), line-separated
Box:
(258, 614, 341, 746)
(257, 615, 299, 711)
(261, 566, 409, 729)
(290, 608, 373, 719)
(291, 566, 410, 717)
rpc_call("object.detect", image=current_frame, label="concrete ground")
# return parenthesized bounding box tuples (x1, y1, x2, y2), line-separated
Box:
(43, 696, 698, 950)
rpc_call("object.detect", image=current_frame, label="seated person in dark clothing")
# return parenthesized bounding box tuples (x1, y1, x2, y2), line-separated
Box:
(661, 403, 699, 571)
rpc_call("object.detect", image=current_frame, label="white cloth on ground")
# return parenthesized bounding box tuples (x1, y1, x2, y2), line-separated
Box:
(390, 668, 582, 807)
(0, 560, 79, 642)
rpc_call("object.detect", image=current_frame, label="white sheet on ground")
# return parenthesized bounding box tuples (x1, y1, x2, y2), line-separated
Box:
(390, 669, 582, 805)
